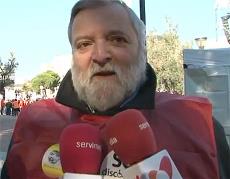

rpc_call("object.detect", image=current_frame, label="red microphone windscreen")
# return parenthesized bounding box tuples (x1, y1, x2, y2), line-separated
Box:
(59, 123, 102, 174)
(102, 109, 157, 166)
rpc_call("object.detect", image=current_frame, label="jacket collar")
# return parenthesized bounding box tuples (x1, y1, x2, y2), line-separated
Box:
(55, 63, 156, 115)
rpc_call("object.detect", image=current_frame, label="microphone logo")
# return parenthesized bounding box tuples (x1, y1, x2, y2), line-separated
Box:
(139, 122, 150, 130)
(75, 141, 102, 151)
(109, 137, 118, 146)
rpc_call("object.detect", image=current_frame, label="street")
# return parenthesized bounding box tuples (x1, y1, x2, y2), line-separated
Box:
(0, 115, 17, 173)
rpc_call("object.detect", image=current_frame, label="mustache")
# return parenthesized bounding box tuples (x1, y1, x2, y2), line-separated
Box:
(88, 63, 118, 78)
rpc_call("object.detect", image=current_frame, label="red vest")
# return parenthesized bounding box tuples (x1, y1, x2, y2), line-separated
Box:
(6, 93, 219, 179)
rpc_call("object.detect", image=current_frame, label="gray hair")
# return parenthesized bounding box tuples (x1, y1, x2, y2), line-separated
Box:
(68, 0, 146, 61)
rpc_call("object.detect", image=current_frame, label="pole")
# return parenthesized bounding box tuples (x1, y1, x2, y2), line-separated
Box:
(215, 7, 218, 42)
(139, 0, 146, 25)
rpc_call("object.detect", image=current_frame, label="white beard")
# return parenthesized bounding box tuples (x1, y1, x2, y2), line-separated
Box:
(71, 57, 146, 112)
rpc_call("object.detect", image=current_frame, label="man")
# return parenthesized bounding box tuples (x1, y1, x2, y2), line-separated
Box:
(1, 0, 230, 178)
(0, 98, 5, 115)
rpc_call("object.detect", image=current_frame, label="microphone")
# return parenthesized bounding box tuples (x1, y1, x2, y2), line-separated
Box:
(59, 123, 103, 175)
(101, 109, 157, 166)
(41, 144, 63, 178)
(101, 109, 182, 179)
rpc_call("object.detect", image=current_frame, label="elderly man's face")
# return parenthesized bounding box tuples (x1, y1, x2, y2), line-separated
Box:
(71, 4, 143, 111)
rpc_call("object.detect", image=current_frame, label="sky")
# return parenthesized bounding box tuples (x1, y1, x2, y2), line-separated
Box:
(0, 0, 229, 84)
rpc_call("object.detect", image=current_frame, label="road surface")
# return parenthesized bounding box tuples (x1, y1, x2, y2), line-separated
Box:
(0, 115, 17, 173)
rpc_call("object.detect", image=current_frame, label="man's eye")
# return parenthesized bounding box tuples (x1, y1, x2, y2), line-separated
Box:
(110, 36, 127, 44)
(76, 41, 92, 49)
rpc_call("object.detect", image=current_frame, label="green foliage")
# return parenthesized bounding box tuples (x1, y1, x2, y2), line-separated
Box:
(22, 81, 33, 93)
(0, 52, 19, 93)
(147, 19, 192, 94)
(31, 70, 60, 93)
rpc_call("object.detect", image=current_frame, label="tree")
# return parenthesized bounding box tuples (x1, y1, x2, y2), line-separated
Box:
(22, 81, 33, 93)
(147, 19, 192, 94)
(31, 70, 60, 93)
(0, 52, 19, 94)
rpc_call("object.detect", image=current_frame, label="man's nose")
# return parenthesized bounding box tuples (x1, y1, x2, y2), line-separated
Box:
(91, 41, 111, 66)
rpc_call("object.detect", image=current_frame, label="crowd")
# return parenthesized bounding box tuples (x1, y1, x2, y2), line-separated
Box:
(0, 98, 33, 116)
